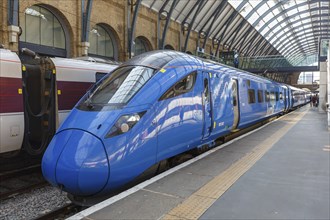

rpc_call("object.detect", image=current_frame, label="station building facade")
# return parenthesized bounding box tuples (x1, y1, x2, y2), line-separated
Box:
(1, 0, 216, 61)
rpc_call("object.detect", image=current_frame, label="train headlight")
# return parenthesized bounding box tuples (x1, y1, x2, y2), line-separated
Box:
(106, 112, 146, 138)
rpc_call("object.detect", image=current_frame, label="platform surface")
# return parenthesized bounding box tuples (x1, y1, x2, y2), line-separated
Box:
(70, 106, 330, 220)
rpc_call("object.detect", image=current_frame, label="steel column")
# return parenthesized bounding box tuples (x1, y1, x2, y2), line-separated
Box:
(8, 0, 19, 26)
(128, 0, 142, 58)
(182, 0, 204, 52)
(201, 1, 227, 49)
(160, 0, 178, 49)
(81, 0, 93, 42)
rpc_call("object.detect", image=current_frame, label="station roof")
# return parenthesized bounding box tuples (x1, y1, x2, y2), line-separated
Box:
(142, 0, 330, 61)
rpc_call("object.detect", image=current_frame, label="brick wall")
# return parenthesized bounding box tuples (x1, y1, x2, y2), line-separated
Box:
(1, 0, 214, 60)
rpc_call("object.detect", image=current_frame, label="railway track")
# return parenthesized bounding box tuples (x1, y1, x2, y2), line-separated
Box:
(0, 164, 49, 201)
(33, 203, 84, 220)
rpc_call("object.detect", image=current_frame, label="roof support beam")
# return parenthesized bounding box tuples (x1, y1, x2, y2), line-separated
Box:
(280, 37, 320, 55)
(193, 1, 218, 30)
(257, 4, 328, 35)
(128, 0, 142, 58)
(228, 20, 246, 51)
(260, 43, 273, 56)
(214, 11, 236, 43)
(266, 14, 330, 44)
(201, 0, 227, 49)
(159, 0, 179, 49)
(181, 0, 204, 25)
(270, 21, 330, 53)
(81, 0, 93, 42)
(213, 11, 238, 56)
(251, 40, 269, 56)
(241, 31, 260, 55)
(250, 36, 266, 56)
(149, 0, 157, 9)
(182, 0, 204, 52)
(7, 0, 19, 26)
(235, 26, 253, 52)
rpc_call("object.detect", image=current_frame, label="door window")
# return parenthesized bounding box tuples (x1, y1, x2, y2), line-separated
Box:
(160, 72, 197, 100)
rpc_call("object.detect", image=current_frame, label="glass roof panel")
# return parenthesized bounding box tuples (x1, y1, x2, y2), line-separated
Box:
(240, 3, 252, 17)
(263, 12, 274, 22)
(292, 21, 302, 28)
(261, 26, 270, 35)
(248, 13, 260, 24)
(227, 0, 329, 57)
(289, 15, 299, 22)
(273, 25, 282, 33)
(310, 2, 319, 8)
(321, 1, 329, 6)
(300, 11, 311, 18)
(257, 4, 269, 15)
(269, 37, 277, 44)
(268, 20, 277, 29)
(298, 5, 309, 12)
(311, 10, 319, 15)
(266, 1, 276, 8)
(273, 7, 281, 15)
(228, 0, 241, 8)
(277, 15, 284, 22)
(282, 2, 293, 10)
(283, 27, 290, 32)
(250, 1, 261, 7)
(287, 8, 298, 16)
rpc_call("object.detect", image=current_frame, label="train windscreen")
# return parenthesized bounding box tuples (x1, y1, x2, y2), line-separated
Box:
(78, 66, 156, 110)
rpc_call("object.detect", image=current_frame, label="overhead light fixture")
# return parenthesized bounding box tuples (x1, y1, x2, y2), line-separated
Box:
(183, 22, 189, 31)
(160, 11, 168, 20)
(25, 8, 47, 21)
(90, 28, 101, 37)
(199, 31, 206, 39)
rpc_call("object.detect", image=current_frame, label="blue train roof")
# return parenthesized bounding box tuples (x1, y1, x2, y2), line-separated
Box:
(122, 50, 195, 69)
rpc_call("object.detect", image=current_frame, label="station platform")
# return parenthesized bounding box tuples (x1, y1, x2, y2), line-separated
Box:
(69, 105, 330, 220)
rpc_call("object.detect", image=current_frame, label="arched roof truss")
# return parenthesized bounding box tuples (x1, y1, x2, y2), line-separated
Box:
(142, 0, 329, 62)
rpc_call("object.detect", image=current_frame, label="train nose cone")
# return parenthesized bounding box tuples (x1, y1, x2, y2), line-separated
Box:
(42, 130, 109, 196)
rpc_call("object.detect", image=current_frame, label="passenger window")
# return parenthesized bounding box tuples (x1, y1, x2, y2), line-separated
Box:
(265, 91, 270, 102)
(95, 72, 108, 82)
(279, 92, 283, 100)
(270, 92, 276, 101)
(159, 72, 197, 100)
(275, 92, 279, 101)
(248, 89, 256, 104)
(258, 90, 263, 103)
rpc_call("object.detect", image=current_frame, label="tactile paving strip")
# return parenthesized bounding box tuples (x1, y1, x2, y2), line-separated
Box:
(162, 110, 307, 220)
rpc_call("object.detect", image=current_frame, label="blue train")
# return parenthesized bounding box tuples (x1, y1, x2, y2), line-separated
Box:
(42, 50, 308, 199)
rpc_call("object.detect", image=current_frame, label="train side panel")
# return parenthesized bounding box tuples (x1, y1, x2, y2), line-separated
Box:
(208, 70, 234, 137)
(0, 49, 24, 153)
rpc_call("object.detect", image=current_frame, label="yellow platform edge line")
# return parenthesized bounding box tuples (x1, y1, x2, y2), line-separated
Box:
(162, 110, 307, 220)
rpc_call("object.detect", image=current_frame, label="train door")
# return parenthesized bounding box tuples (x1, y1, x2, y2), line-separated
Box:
(156, 72, 203, 161)
(283, 88, 287, 111)
(202, 72, 212, 139)
(230, 79, 239, 130)
(22, 58, 57, 155)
